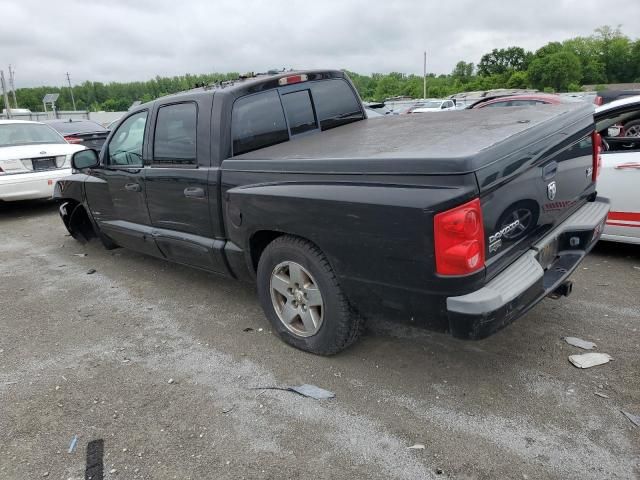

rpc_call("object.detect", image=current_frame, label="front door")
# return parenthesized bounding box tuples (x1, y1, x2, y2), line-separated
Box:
(85, 110, 160, 256)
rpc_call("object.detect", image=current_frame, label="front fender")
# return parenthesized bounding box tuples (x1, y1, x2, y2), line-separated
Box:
(54, 173, 90, 202)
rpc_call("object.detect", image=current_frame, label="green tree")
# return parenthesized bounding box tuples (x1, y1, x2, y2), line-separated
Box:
(631, 40, 640, 81)
(592, 25, 633, 83)
(478, 47, 531, 76)
(451, 61, 474, 82)
(527, 51, 582, 91)
(506, 71, 529, 89)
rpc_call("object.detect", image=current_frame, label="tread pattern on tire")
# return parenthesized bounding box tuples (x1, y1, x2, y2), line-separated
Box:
(260, 235, 365, 355)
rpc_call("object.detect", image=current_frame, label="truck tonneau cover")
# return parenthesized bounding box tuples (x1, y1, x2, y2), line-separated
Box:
(233, 103, 595, 174)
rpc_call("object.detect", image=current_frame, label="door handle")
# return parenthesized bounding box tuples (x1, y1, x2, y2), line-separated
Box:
(184, 187, 205, 199)
(124, 183, 141, 192)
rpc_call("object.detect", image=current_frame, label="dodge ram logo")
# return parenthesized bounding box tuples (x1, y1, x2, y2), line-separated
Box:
(547, 181, 557, 201)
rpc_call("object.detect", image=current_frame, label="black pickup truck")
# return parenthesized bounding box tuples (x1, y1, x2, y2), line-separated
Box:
(55, 70, 610, 354)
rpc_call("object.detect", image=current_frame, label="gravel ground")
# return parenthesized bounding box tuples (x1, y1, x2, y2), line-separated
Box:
(0, 200, 638, 480)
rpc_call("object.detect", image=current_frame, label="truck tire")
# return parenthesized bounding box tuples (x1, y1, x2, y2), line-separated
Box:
(257, 235, 363, 355)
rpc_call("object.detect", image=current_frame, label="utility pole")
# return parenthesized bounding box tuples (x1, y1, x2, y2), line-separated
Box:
(66, 72, 77, 111)
(8, 65, 17, 108)
(0, 70, 11, 119)
(423, 51, 427, 100)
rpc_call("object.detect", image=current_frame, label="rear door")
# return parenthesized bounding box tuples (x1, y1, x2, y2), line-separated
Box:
(145, 97, 227, 272)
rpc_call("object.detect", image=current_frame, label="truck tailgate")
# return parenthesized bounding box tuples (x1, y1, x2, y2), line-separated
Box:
(475, 106, 598, 280)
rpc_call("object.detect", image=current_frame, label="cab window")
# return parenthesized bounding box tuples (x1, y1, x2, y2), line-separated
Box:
(153, 103, 197, 166)
(281, 90, 318, 135)
(232, 91, 289, 156)
(309, 79, 363, 130)
(107, 111, 147, 166)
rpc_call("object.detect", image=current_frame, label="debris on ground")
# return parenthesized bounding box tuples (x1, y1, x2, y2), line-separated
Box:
(594, 392, 610, 399)
(167, 378, 176, 384)
(251, 384, 335, 400)
(568, 352, 612, 369)
(289, 384, 335, 399)
(242, 327, 254, 332)
(563, 336, 597, 350)
(222, 406, 235, 414)
(621, 410, 640, 427)
(408, 443, 425, 449)
(72, 253, 87, 257)
(68, 434, 78, 453)
(86, 269, 96, 275)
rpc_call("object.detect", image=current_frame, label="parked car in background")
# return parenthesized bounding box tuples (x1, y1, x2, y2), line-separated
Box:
(410, 99, 456, 113)
(0, 120, 84, 201)
(469, 94, 579, 109)
(363, 102, 393, 115)
(594, 90, 640, 106)
(385, 100, 426, 115)
(44, 119, 110, 151)
(364, 107, 385, 118)
(594, 96, 640, 244)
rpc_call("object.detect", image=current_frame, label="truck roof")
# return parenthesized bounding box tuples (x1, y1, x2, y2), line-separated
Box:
(232, 102, 595, 174)
(157, 69, 347, 103)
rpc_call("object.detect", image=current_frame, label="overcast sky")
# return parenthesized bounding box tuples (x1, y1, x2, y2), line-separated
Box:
(3, 0, 640, 88)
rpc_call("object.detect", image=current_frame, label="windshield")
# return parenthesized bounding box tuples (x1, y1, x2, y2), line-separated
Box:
(422, 101, 443, 108)
(0, 123, 66, 147)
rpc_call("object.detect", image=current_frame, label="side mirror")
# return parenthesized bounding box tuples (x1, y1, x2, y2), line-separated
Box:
(72, 149, 99, 170)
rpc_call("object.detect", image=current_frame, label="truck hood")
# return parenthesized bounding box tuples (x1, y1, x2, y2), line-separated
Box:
(0, 143, 84, 161)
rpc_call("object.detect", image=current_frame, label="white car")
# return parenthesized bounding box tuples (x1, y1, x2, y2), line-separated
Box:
(595, 96, 640, 244)
(411, 99, 457, 113)
(0, 120, 84, 201)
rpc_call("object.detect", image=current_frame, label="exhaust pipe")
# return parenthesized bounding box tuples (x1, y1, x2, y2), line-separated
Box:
(548, 280, 573, 299)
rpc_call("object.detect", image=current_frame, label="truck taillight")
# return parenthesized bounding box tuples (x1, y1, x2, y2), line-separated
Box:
(592, 131, 602, 181)
(434, 198, 485, 276)
(278, 74, 308, 86)
(64, 136, 83, 144)
(594, 96, 603, 106)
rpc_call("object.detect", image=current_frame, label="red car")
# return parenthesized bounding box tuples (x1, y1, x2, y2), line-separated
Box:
(469, 94, 573, 109)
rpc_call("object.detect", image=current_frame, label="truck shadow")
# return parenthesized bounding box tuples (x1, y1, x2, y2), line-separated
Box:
(0, 199, 59, 219)
(592, 239, 640, 260)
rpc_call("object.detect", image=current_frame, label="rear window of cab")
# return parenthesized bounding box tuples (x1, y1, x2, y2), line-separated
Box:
(231, 79, 363, 156)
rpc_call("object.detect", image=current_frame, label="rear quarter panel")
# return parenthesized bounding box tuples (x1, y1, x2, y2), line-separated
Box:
(221, 164, 480, 320)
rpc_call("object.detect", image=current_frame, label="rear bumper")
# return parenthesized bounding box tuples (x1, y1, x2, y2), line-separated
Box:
(446, 197, 610, 339)
(0, 169, 72, 201)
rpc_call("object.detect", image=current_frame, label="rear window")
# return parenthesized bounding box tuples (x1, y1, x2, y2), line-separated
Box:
(232, 91, 289, 156)
(48, 120, 107, 134)
(281, 90, 318, 135)
(0, 123, 65, 147)
(310, 79, 363, 130)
